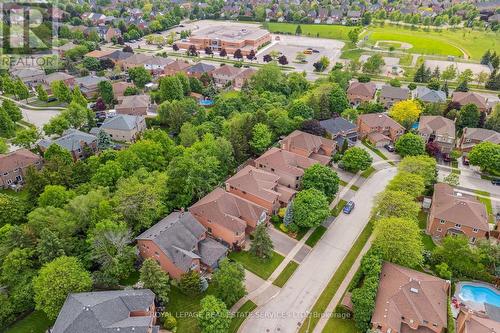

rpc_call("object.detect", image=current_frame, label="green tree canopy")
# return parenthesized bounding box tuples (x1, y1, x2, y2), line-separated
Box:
(372, 189, 420, 221)
(198, 295, 231, 333)
(398, 155, 437, 187)
(468, 141, 500, 174)
(340, 147, 373, 172)
(292, 189, 330, 228)
(212, 258, 246, 307)
(250, 223, 274, 260)
(395, 133, 425, 157)
(140, 258, 171, 303)
(386, 171, 425, 198)
(249, 123, 273, 154)
(301, 164, 340, 200)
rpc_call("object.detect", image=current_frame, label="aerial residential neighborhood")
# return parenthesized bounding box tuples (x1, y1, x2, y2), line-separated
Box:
(0, 0, 500, 333)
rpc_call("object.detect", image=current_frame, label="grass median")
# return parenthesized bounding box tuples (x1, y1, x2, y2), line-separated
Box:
(273, 261, 300, 287)
(229, 300, 257, 333)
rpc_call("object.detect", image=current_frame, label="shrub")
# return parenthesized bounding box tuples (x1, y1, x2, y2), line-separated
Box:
(162, 312, 177, 330)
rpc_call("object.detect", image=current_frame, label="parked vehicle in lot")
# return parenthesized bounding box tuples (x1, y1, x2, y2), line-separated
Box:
(343, 201, 355, 214)
(303, 50, 312, 54)
(384, 143, 395, 152)
(492, 179, 500, 185)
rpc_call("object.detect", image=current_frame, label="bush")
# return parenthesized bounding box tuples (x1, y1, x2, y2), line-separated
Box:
(162, 312, 177, 330)
(279, 223, 289, 233)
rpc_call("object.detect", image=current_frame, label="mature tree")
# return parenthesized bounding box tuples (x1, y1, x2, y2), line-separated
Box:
(292, 189, 330, 228)
(179, 122, 199, 147)
(198, 295, 231, 333)
(0, 138, 7, 154)
(13, 79, 29, 101)
(38, 185, 73, 208)
(51, 81, 72, 103)
(0, 108, 16, 138)
(443, 172, 460, 186)
(36, 84, 48, 102)
(372, 190, 420, 221)
(441, 64, 457, 82)
(373, 217, 423, 268)
(398, 155, 437, 187)
(98, 80, 114, 105)
(329, 83, 349, 116)
(219, 48, 227, 57)
(468, 141, 500, 174)
(97, 130, 113, 151)
(278, 55, 288, 66)
(140, 258, 171, 303)
(300, 119, 326, 137)
(389, 100, 423, 128)
(301, 164, 340, 200)
(91, 160, 124, 188)
(386, 171, 425, 198)
(3, 99, 22, 123)
(158, 76, 184, 102)
(395, 133, 425, 157)
(362, 54, 384, 74)
(179, 270, 202, 296)
(44, 143, 73, 165)
(233, 49, 243, 59)
(289, 100, 314, 119)
(295, 24, 302, 35)
(12, 128, 40, 149)
(348, 28, 360, 44)
(116, 139, 167, 172)
(64, 102, 94, 129)
(211, 258, 246, 307)
(83, 56, 101, 71)
(33, 256, 92, 320)
(187, 44, 198, 56)
(341, 147, 373, 172)
(456, 104, 480, 132)
(250, 224, 274, 260)
(128, 67, 152, 88)
(0, 193, 26, 227)
(36, 229, 65, 265)
(249, 123, 273, 154)
(485, 105, 500, 132)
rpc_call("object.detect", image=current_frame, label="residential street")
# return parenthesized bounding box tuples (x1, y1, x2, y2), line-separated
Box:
(239, 167, 397, 333)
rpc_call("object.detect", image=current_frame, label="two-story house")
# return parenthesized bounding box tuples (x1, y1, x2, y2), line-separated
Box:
(452, 91, 490, 113)
(212, 65, 242, 87)
(0, 149, 42, 189)
(280, 130, 335, 165)
(38, 129, 98, 161)
(357, 113, 405, 147)
(458, 127, 500, 153)
(379, 85, 410, 109)
(418, 116, 456, 154)
(347, 81, 377, 106)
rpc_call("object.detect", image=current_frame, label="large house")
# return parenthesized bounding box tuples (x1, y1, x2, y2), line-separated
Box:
(418, 116, 456, 154)
(379, 85, 410, 109)
(0, 149, 42, 189)
(457, 309, 500, 333)
(185, 63, 216, 78)
(347, 82, 377, 105)
(458, 127, 500, 153)
(39, 129, 98, 161)
(42, 72, 76, 93)
(414, 86, 447, 104)
(163, 60, 191, 76)
(121, 54, 173, 73)
(254, 147, 319, 190)
(427, 183, 489, 243)
(280, 130, 335, 165)
(452, 92, 489, 113)
(74, 76, 109, 98)
(136, 211, 227, 279)
(115, 95, 151, 116)
(225, 165, 296, 215)
(212, 65, 242, 87)
(190, 188, 268, 249)
(357, 113, 405, 147)
(91, 114, 146, 142)
(11, 68, 45, 87)
(50, 289, 159, 333)
(233, 68, 256, 90)
(319, 117, 358, 148)
(371, 262, 450, 333)
(112, 81, 135, 101)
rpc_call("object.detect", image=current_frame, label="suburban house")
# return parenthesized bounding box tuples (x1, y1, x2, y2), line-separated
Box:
(418, 116, 456, 154)
(212, 65, 242, 86)
(225, 165, 296, 215)
(74, 76, 109, 98)
(115, 94, 151, 116)
(414, 86, 447, 104)
(427, 183, 489, 243)
(38, 129, 98, 161)
(104, 27, 121, 42)
(452, 92, 489, 113)
(280, 130, 335, 165)
(91, 114, 146, 142)
(319, 117, 358, 148)
(254, 147, 318, 189)
(357, 113, 405, 146)
(233, 68, 257, 90)
(50, 289, 159, 333)
(84, 49, 116, 60)
(190, 188, 268, 249)
(379, 85, 410, 109)
(163, 60, 191, 76)
(371, 262, 450, 333)
(102, 50, 134, 67)
(458, 127, 500, 153)
(185, 63, 216, 78)
(346, 81, 377, 105)
(0, 149, 42, 189)
(11, 68, 45, 87)
(136, 211, 227, 279)
(42, 72, 76, 93)
(121, 54, 173, 73)
(457, 309, 500, 333)
(112, 81, 135, 101)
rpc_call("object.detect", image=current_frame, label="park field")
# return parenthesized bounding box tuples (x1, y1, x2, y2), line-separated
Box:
(365, 25, 500, 60)
(266, 22, 357, 40)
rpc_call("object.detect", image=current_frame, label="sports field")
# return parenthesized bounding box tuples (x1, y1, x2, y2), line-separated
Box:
(366, 25, 500, 60)
(266, 22, 357, 40)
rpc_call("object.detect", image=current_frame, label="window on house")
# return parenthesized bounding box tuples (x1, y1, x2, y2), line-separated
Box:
(473, 228, 478, 233)
(455, 224, 461, 229)
(437, 228, 442, 232)
(440, 219, 445, 224)
(470, 237, 476, 244)
(271, 168, 275, 172)
(3, 172, 8, 176)
(207, 227, 212, 233)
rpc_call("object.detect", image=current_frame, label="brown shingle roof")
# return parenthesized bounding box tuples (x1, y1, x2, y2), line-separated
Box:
(189, 188, 267, 233)
(452, 92, 488, 109)
(431, 183, 489, 231)
(372, 262, 450, 333)
(347, 81, 377, 97)
(462, 128, 500, 144)
(165, 59, 191, 72)
(212, 65, 242, 77)
(418, 116, 456, 139)
(0, 149, 41, 172)
(118, 94, 150, 108)
(226, 165, 281, 202)
(458, 310, 500, 333)
(254, 147, 318, 177)
(281, 130, 335, 159)
(380, 85, 410, 100)
(85, 49, 115, 58)
(112, 81, 135, 98)
(358, 113, 405, 131)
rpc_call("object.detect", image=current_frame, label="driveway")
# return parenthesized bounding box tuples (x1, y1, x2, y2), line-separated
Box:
(22, 108, 61, 129)
(268, 227, 298, 257)
(239, 167, 397, 333)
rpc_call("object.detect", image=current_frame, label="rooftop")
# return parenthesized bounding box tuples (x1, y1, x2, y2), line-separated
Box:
(418, 116, 456, 139)
(192, 24, 269, 42)
(0, 149, 41, 172)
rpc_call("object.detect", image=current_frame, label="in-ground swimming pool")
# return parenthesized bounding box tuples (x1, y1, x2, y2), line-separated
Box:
(199, 99, 214, 106)
(459, 284, 500, 308)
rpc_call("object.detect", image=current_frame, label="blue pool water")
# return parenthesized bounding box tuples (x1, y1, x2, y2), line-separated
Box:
(199, 99, 214, 106)
(459, 284, 500, 307)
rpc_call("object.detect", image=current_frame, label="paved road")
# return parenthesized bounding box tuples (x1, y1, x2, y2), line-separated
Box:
(239, 167, 397, 333)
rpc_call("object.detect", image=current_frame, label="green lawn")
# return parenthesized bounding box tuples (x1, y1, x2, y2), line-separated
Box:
(475, 190, 494, 223)
(306, 226, 327, 247)
(272, 261, 299, 287)
(366, 25, 500, 60)
(0, 188, 29, 200)
(339, 179, 348, 187)
(167, 286, 213, 333)
(266, 22, 358, 40)
(340, 48, 364, 60)
(331, 199, 348, 217)
(360, 166, 376, 178)
(299, 220, 374, 333)
(228, 300, 257, 333)
(418, 211, 428, 229)
(349, 185, 360, 191)
(228, 250, 284, 280)
(119, 270, 140, 286)
(322, 318, 360, 333)
(421, 231, 436, 251)
(4, 311, 52, 333)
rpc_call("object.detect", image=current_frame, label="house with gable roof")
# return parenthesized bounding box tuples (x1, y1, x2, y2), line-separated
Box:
(280, 130, 335, 165)
(347, 81, 377, 105)
(452, 91, 490, 113)
(418, 116, 456, 154)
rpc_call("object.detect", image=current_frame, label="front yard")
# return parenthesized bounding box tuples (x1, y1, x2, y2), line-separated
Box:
(4, 311, 52, 333)
(228, 250, 285, 280)
(474, 190, 494, 224)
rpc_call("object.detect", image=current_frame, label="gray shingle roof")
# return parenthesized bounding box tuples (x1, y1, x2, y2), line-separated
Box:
(320, 117, 356, 136)
(100, 115, 144, 131)
(51, 289, 158, 333)
(187, 62, 216, 74)
(39, 129, 97, 152)
(199, 238, 228, 268)
(380, 85, 409, 99)
(75, 75, 109, 88)
(415, 86, 446, 103)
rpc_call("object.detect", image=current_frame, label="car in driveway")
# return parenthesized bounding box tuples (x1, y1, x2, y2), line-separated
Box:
(492, 179, 500, 186)
(343, 201, 355, 214)
(384, 143, 395, 152)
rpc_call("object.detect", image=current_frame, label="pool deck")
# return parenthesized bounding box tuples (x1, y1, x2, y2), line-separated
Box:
(454, 281, 500, 320)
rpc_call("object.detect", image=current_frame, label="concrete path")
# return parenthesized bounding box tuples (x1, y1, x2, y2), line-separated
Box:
(238, 167, 397, 333)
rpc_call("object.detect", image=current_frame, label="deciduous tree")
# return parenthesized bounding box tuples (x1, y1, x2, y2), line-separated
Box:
(212, 259, 246, 307)
(395, 133, 425, 157)
(292, 189, 330, 228)
(301, 164, 340, 200)
(340, 147, 372, 172)
(198, 295, 231, 333)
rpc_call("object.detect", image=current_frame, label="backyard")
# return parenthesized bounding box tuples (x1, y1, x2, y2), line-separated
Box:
(4, 311, 52, 333)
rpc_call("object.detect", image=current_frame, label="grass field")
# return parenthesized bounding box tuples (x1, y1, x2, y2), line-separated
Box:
(322, 318, 360, 333)
(167, 286, 212, 333)
(228, 250, 284, 280)
(266, 22, 357, 40)
(366, 25, 500, 60)
(4, 311, 52, 333)
(360, 166, 376, 178)
(229, 300, 257, 333)
(272, 261, 299, 287)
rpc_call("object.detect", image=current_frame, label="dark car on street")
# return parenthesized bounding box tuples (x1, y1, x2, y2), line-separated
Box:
(384, 143, 395, 152)
(492, 179, 500, 185)
(343, 201, 355, 214)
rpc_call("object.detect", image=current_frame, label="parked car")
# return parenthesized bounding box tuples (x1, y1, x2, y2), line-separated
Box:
(312, 49, 320, 53)
(343, 201, 355, 214)
(492, 179, 500, 186)
(384, 143, 395, 152)
(462, 156, 469, 166)
(443, 154, 451, 162)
